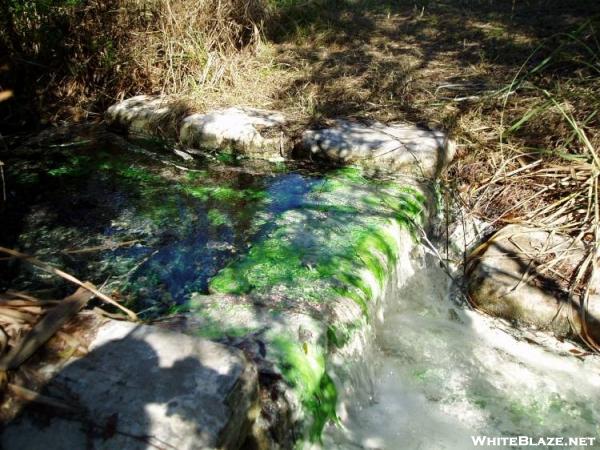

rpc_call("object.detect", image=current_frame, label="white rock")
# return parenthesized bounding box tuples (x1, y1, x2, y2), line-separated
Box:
(2, 320, 258, 450)
(301, 120, 455, 178)
(106, 95, 175, 136)
(467, 225, 599, 341)
(180, 107, 287, 157)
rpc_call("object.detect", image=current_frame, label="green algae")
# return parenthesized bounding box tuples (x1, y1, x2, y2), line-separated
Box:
(271, 336, 338, 442)
(209, 172, 426, 312)
(183, 184, 266, 202)
(6, 136, 432, 446)
(3, 135, 322, 317)
(197, 322, 255, 340)
(118, 165, 159, 183)
(206, 167, 428, 443)
(189, 293, 339, 442)
(186, 292, 338, 441)
(47, 155, 92, 177)
(326, 321, 364, 349)
(207, 209, 230, 227)
(208, 267, 252, 294)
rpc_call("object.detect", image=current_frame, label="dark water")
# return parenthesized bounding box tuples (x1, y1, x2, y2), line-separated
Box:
(0, 129, 321, 316)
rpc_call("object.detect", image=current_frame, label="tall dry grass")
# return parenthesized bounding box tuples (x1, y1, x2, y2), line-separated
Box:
(449, 19, 600, 348)
(0, 0, 271, 129)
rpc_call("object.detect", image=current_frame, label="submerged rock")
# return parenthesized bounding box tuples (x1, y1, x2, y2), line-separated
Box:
(466, 225, 599, 341)
(2, 319, 258, 450)
(180, 107, 288, 159)
(299, 120, 455, 178)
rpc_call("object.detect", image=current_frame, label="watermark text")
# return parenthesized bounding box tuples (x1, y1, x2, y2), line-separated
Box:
(471, 436, 596, 447)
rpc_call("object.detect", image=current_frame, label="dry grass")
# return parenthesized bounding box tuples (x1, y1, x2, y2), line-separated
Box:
(0, 0, 274, 128)
(3, 0, 598, 243)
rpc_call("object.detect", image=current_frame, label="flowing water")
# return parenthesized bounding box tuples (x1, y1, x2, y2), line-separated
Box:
(325, 259, 600, 450)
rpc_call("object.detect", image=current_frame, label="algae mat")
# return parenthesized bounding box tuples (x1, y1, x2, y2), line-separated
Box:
(0, 132, 319, 316)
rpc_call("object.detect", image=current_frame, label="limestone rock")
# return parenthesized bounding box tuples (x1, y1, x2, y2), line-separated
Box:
(467, 225, 599, 341)
(2, 320, 258, 450)
(180, 107, 287, 158)
(299, 120, 454, 178)
(106, 95, 190, 138)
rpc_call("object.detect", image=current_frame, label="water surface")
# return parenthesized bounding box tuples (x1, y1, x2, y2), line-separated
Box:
(0, 130, 321, 316)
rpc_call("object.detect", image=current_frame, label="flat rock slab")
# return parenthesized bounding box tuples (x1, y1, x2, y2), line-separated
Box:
(300, 120, 454, 178)
(2, 320, 258, 450)
(106, 96, 287, 158)
(180, 107, 287, 158)
(106, 95, 192, 138)
(467, 224, 599, 340)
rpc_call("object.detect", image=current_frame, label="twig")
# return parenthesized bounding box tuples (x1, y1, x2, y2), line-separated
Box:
(415, 222, 457, 284)
(62, 240, 139, 255)
(0, 325, 7, 356)
(0, 286, 94, 370)
(0, 298, 61, 307)
(0, 307, 38, 323)
(0, 247, 138, 321)
(7, 383, 78, 412)
(0, 160, 6, 202)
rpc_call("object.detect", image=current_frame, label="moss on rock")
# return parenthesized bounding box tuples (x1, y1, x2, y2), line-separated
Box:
(205, 167, 428, 443)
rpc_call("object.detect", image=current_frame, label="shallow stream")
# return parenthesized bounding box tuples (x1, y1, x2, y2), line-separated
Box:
(0, 130, 322, 316)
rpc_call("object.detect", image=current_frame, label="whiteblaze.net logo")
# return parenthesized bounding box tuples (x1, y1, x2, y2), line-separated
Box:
(471, 436, 597, 447)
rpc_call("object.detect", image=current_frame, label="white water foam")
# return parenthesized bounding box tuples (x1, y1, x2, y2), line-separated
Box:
(325, 260, 600, 450)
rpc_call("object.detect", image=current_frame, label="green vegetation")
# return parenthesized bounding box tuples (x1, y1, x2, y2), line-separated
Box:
(271, 336, 338, 441)
(204, 169, 427, 442)
(184, 185, 266, 202)
(3, 0, 599, 444)
(209, 169, 426, 314)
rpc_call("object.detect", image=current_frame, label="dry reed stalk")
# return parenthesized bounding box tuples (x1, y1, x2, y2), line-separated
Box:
(0, 247, 138, 321)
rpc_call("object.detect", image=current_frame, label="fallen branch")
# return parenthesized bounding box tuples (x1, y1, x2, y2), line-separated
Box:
(8, 383, 78, 412)
(62, 240, 139, 255)
(0, 247, 138, 321)
(0, 286, 94, 370)
(0, 298, 60, 307)
(0, 325, 7, 356)
(0, 307, 38, 323)
(0, 160, 6, 202)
